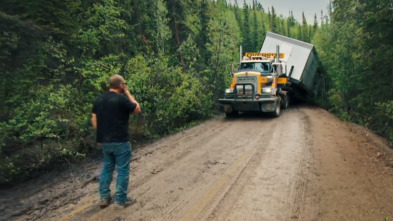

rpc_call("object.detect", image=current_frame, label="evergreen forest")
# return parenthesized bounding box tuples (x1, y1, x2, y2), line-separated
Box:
(0, 0, 392, 185)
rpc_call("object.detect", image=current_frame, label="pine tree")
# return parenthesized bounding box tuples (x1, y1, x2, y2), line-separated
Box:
(154, 0, 171, 55)
(313, 14, 318, 31)
(197, 0, 211, 67)
(252, 3, 258, 50)
(242, 1, 252, 51)
(287, 11, 296, 37)
(166, 0, 186, 66)
(270, 7, 277, 32)
(301, 12, 309, 42)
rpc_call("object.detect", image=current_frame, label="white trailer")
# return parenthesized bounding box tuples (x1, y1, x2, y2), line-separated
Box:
(261, 32, 323, 101)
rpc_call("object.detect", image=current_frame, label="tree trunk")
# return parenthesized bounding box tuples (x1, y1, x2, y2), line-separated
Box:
(172, 16, 185, 69)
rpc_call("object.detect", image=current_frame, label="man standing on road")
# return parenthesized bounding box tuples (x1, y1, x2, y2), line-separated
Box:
(91, 74, 141, 209)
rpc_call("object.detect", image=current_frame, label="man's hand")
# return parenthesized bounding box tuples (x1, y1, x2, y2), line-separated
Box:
(121, 82, 129, 94)
(122, 84, 141, 114)
(91, 113, 97, 129)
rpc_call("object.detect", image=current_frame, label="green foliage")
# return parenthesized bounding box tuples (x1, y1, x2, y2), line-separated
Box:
(0, 85, 88, 184)
(375, 101, 393, 144)
(179, 35, 200, 73)
(124, 55, 213, 138)
(2, 85, 77, 144)
(206, 2, 241, 100)
(242, 1, 252, 51)
(269, 7, 277, 33)
(313, 0, 393, 144)
(77, 0, 127, 57)
(154, 0, 172, 54)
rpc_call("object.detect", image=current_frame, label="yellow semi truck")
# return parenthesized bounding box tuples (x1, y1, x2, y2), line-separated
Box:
(219, 32, 322, 118)
(219, 50, 290, 117)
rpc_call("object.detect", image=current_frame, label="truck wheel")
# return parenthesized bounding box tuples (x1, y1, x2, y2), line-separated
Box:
(281, 95, 289, 109)
(272, 98, 281, 117)
(225, 110, 239, 118)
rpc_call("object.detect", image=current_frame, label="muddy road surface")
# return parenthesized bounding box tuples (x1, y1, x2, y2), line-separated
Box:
(2, 106, 393, 221)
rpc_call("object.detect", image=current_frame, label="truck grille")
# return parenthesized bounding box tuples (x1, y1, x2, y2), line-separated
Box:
(235, 84, 255, 99)
(236, 75, 257, 98)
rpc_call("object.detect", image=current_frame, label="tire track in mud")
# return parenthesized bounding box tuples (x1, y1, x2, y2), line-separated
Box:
(130, 118, 230, 189)
(130, 117, 278, 221)
(57, 109, 316, 221)
(55, 118, 231, 221)
(289, 109, 317, 220)
(173, 119, 279, 221)
(60, 117, 277, 221)
(206, 108, 316, 221)
(202, 118, 279, 221)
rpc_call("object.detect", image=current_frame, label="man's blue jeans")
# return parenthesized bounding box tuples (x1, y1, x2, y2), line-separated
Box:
(99, 142, 132, 204)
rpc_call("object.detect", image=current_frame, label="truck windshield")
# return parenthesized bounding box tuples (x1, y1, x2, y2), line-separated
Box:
(239, 62, 271, 75)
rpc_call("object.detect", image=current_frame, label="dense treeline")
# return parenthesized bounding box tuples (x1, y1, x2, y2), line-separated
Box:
(313, 0, 393, 146)
(1, 0, 391, 185)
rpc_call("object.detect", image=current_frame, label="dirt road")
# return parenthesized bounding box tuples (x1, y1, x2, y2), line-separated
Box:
(2, 106, 393, 221)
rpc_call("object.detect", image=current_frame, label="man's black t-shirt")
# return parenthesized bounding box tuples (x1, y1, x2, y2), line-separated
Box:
(92, 92, 136, 143)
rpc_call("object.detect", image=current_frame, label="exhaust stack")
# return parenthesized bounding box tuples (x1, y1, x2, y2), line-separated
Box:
(240, 45, 243, 62)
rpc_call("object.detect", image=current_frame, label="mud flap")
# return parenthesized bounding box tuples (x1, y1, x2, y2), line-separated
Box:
(220, 105, 233, 113)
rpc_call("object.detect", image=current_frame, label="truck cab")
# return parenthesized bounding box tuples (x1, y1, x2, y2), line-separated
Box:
(219, 52, 290, 118)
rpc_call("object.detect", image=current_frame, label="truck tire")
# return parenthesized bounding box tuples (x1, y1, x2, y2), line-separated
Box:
(271, 98, 281, 118)
(281, 95, 289, 109)
(225, 110, 239, 118)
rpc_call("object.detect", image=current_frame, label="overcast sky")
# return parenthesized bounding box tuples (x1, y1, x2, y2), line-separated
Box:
(228, 0, 331, 25)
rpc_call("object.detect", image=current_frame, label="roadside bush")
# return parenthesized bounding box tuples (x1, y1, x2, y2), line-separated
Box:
(125, 55, 213, 138)
(0, 85, 89, 185)
(375, 101, 393, 145)
(327, 89, 351, 121)
(0, 52, 217, 185)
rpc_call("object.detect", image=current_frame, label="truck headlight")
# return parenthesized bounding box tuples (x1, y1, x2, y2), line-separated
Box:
(262, 87, 272, 93)
(262, 87, 276, 95)
(225, 88, 234, 94)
